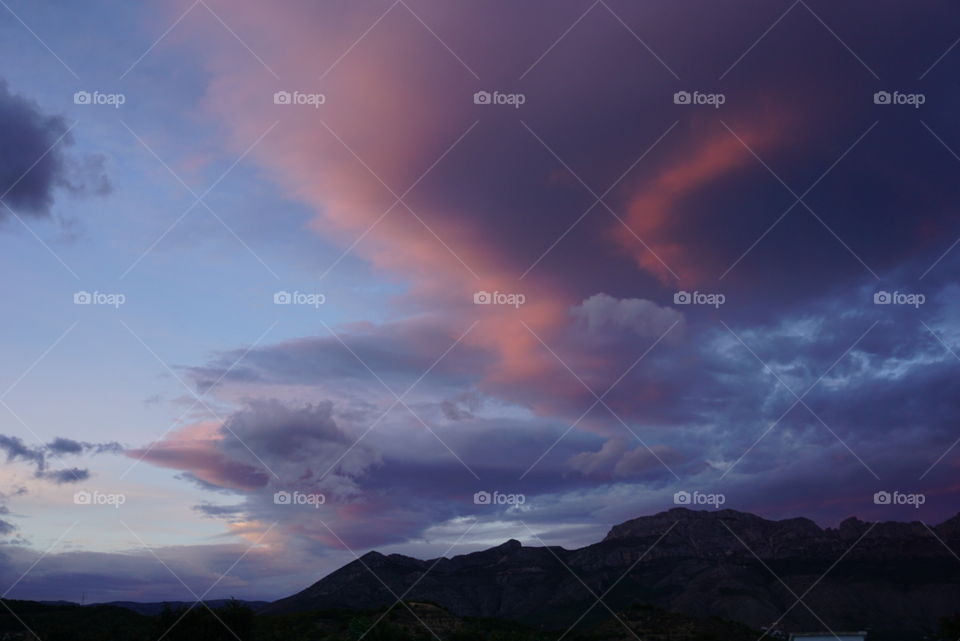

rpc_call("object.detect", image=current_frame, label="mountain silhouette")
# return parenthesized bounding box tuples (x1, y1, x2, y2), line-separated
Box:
(264, 508, 960, 639)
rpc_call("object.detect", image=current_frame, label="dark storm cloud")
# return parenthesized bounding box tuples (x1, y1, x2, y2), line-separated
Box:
(0, 79, 110, 217)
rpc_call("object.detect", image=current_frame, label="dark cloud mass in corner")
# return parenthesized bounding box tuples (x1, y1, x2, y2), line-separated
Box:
(0, 79, 110, 217)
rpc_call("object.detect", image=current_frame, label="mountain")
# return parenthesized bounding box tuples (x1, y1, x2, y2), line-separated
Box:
(264, 508, 960, 640)
(94, 599, 270, 615)
(41, 598, 269, 615)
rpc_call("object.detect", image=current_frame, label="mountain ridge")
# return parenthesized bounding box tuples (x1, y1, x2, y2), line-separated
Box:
(264, 507, 960, 640)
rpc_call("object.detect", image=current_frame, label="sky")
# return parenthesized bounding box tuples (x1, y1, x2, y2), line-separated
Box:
(0, 0, 959, 603)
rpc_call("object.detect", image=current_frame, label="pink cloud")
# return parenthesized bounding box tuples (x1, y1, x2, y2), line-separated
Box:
(127, 421, 269, 491)
(618, 113, 792, 286)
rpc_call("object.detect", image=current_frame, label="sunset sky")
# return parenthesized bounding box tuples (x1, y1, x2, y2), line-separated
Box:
(1, 0, 959, 603)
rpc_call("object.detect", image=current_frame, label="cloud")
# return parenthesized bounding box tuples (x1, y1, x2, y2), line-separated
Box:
(188, 316, 489, 396)
(0, 436, 120, 547)
(571, 293, 684, 339)
(108, 0, 960, 573)
(46, 437, 86, 455)
(569, 437, 683, 479)
(43, 468, 90, 484)
(0, 80, 110, 218)
(0, 506, 15, 538)
(440, 392, 480, 421)
(129, 400, 381, 494)
(173, 274, 960, 531)
(0, 435, 121, 484)
(175, 0, 960, 410)
(193, 503, 246, 518)
(127, 420, 270, 492)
